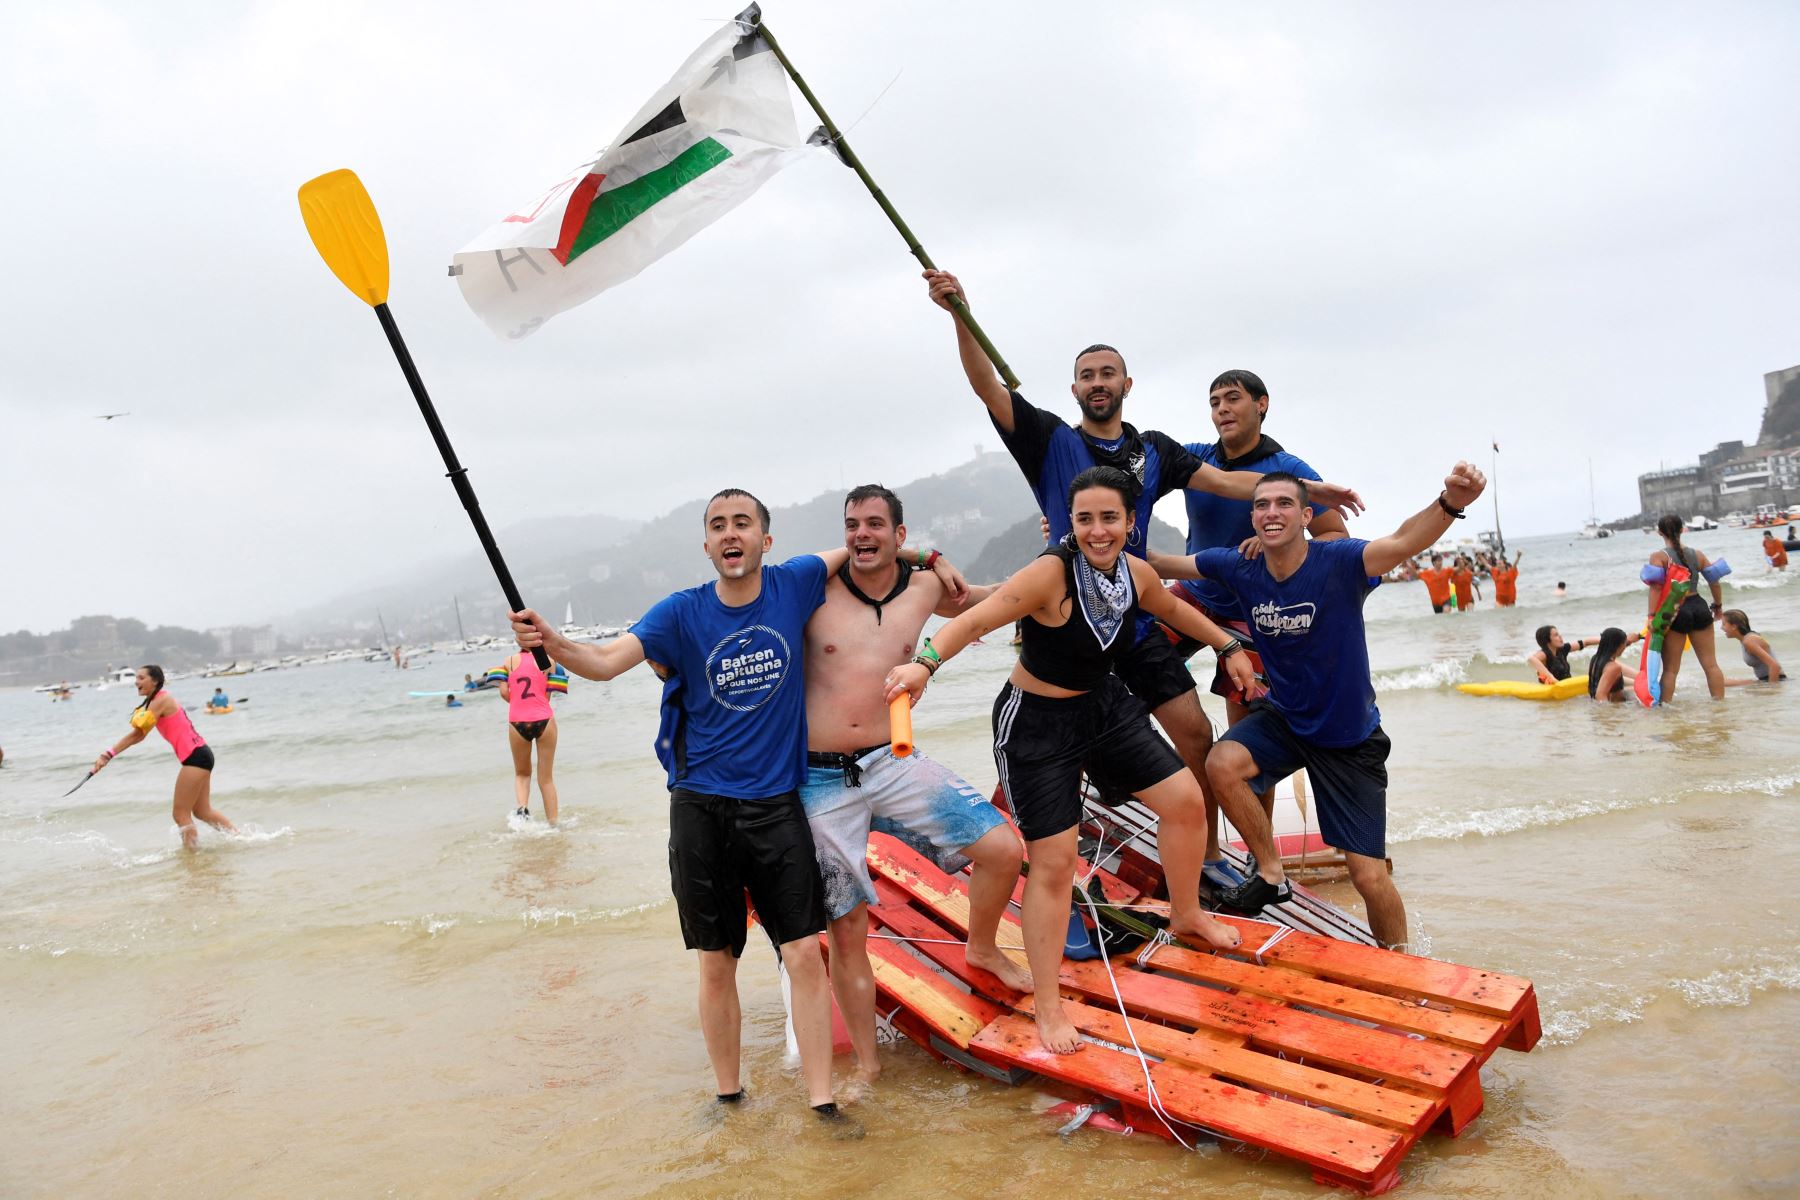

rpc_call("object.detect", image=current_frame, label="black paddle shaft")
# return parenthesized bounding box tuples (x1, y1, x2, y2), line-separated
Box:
(373, 303, 552, 671)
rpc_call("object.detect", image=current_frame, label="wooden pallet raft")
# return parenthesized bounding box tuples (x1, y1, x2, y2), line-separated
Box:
(861, 833, 1540, 1196)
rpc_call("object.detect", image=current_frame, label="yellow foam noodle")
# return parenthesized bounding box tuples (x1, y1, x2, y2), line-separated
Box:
(1456, 677, 1588, 701)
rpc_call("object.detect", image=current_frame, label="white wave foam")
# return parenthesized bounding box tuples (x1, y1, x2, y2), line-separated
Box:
(520, 900, 662, 928)
(385, 913, 460, 938)
(1395, 770, 1800, 843)
(222, 824, 293, 845)
(1374, 659, 1467, 693)
(1540, 958, 1800, 1045)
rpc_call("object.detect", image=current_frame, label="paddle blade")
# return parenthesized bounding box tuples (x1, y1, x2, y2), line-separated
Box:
(298, 169, 390, 306)
(63, 771, 94, 798)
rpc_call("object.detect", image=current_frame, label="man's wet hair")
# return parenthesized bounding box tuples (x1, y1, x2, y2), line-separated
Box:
(1073, 343, 1128, 378)
(845, 484, 902, 525)
(1252, 471, 1310, 507)
(706, 488, 771, 531)
(1209, 369, 1269, 400)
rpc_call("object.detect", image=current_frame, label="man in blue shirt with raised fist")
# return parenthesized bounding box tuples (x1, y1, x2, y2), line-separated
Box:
(1154, 463, 1487, 950)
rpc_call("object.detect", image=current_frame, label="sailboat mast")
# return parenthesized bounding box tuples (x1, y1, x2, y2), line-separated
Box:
(376, 609, 391, 651)
(454, 595, 466, 644)
(1490, 439, 1505, 557)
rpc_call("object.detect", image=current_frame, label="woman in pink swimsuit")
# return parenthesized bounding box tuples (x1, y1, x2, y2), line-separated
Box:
(496, 652, 565, 823)
(91, 665, 236, 848)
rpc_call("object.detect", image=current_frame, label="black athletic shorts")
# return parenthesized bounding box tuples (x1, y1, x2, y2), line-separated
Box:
(180, 744, 215, 772)
(992, 676, 1187, 843)
(1115, 624, 1199, 710)
(1668, 594, 1713, 635)
(1431, 601, 1449, 614)
(1221, 706, 1390, 859)
(667, 788, 826, 957)
(510, 720, 549, 741)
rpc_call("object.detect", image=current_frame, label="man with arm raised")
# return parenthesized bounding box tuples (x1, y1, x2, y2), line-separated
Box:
(1153, 463, 1487, 950)
(922, 270, 1362, 883)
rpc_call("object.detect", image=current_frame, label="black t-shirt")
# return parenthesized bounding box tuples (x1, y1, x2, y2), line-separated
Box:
(993, 390, 1202, 555)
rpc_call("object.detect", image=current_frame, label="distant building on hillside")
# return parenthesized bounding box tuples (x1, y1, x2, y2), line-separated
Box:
(1635, 365, 1800, 519)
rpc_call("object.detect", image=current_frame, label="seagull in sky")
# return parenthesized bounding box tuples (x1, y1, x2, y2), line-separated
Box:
(94, 412, 131, 420)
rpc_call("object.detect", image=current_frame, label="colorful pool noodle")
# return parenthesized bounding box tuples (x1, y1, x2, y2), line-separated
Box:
(889, 694, 914, 757)
(1633, 564, 1693, 708)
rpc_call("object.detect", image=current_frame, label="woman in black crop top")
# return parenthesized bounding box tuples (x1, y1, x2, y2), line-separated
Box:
(886, 467, 1260, 1056)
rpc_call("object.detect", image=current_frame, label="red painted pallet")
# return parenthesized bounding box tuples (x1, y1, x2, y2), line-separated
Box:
(859, 832, 1539, 1195)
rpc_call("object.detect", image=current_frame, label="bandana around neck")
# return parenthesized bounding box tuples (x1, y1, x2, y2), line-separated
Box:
(1066, 537, 1134, 649)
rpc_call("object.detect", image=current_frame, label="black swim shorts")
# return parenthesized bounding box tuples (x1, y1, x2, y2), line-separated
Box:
(667, 789, 827, 957)
(1220, 706, 1390, 859)
(510, 720, 550, 741)
(992, 675, 1187, 843)
(180, 745, 215, 772)
(1115, 624, 1199, 710)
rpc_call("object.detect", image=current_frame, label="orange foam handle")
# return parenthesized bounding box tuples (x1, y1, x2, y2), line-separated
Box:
(889, 694, 914, 757)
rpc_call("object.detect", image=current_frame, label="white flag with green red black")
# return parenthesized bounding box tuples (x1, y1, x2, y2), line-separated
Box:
(451, 4, 822, 340)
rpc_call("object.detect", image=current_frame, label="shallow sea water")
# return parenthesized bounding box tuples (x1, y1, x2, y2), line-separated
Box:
(2, 528, 1796, 1197)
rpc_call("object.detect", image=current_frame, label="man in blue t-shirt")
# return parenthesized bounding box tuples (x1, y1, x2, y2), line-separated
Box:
(922, 269, 1362, 871)
(1165, 369, 1350, 887)
(1154, 463, 1487, 950)
(510, 489, 879, 1125)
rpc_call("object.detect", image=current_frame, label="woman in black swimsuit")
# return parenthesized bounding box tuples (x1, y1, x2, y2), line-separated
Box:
(887, 467, 1259, 1055)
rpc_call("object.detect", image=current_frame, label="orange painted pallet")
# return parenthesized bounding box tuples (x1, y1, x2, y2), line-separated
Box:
(860, 833, 1539, 1195)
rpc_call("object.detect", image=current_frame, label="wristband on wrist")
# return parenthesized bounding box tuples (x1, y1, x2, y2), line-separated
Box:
(1217, 638, 1243, 660)
(919, 637, 942, 665)
(101, 748, 115, 761)
(1437, 492, 1466, 519)
(915, 548, 928, 567)
(910, 654, 940, 676)
(922, 549, 942, 570)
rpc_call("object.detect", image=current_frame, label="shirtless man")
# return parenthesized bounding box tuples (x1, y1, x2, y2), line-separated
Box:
(803, 485, 1029, 1087)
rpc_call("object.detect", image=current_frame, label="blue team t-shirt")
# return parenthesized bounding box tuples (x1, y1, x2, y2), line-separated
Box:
(995, 390, 1201, 641)
(630, 555, 829, 799)
(1194, 538, 1382, 747)
(1182, 438, 1326, 621)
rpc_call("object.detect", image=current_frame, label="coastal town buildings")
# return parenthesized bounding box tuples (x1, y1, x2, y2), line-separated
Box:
(1635, 364, 1800, 519)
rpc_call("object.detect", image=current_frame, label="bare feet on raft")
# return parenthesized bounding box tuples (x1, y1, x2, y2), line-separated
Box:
(1034, 1002, 1084, 1055)
(964, 943, 1034, 994)
(1172, 912, 1242, 951)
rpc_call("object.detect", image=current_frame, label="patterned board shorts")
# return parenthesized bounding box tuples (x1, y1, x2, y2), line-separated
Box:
(799, 747, 1009, 921)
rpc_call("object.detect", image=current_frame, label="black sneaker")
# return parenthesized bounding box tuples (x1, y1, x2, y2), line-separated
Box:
(1220, 872, 1293, 914)
(515, 806, 530, 819)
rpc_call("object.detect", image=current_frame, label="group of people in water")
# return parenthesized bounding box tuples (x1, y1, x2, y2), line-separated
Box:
(81, 265, 1785, 1124)
(1525, 513, 1786, 702)
(1408, 547, 1521, 611)
(486, 267, 1492, 1123)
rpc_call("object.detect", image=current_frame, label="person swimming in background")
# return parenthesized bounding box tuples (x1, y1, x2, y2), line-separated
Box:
(493, 652, 568, 823)
(208, 687, 229, 711)
(463, 673, 479, 692)
(1554, 581, 1567, 597)
(1720, 610, 1785, 683)
(1586, 628, 1636, 702)
(1763, 532, 1789, 570)
(444, 693, 463, 708)
(1530, 625, 1637, 683)
(90, 665, 236, 849)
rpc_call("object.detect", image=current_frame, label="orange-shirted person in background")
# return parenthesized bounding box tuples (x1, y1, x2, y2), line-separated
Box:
(1418, 553, 1455, 614)
(1491, 550, 1523, 606)
(1764, 532, 1789, 571)
(1450, 555, 1478, 611)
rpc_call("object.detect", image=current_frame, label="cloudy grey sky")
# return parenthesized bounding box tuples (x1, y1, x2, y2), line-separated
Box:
(3, 1, 1796, 633)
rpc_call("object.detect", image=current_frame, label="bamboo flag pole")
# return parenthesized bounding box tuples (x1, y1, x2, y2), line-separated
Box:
(756, 20, 1021, 390)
